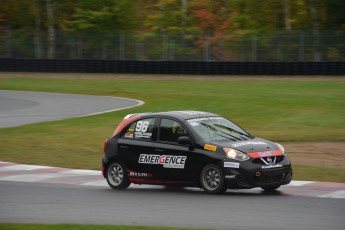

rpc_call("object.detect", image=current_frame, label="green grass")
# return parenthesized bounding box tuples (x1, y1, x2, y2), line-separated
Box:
(293, 165, 345, 182)
(0, 224, 199, 230)
(0, 77, 344, 182)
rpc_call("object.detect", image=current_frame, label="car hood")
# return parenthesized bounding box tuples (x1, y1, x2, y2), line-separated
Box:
(211, 138, 279, 154)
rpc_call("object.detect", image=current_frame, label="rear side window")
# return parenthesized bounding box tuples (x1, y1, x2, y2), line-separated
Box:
(159, 118, 189, 143)
(123, 118, 156, 140)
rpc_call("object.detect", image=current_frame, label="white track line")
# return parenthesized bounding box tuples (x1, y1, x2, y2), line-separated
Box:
(318, 190, 345, 199)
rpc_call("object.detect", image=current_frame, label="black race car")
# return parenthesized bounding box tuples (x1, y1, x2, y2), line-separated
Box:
(102, 111, 292, 194)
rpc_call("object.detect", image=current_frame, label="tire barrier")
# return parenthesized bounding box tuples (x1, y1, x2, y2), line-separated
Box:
(0, 58, 344, 75)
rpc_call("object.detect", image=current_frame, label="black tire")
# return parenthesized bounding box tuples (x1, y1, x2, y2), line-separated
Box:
(106, 162, 131, 190)
(260, 185, 280, 192)
(200, 164, 227, 194)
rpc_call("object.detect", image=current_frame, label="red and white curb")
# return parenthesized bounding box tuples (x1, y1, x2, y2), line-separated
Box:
(1, 161, 344, 199)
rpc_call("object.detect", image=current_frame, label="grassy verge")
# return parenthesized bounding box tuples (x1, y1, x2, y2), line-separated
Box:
(0, 224, 199, 230)
(0, 77, 344, 182)
(293, 165, 345, 182)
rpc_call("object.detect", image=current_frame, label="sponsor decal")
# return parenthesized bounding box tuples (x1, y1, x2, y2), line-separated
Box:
(178, 111, 207, 115)
(262, 151, 275, 156)
(134, 131, 152, 138)
(128, 171, 153, 178)
(258, 151, 274, 157)
(261, 164, 283, 169)
(204, 144, 217, 151)
(231, 141, 267, 148)
(247, 150, 282, 159)
(139, 154, 187, 169)
(187, 116, 224, 126)
(124, 133, 134, 138)
(224, 162, 240, 168)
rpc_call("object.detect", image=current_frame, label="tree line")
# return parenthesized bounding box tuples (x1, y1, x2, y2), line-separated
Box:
(0, 0, 344, 61)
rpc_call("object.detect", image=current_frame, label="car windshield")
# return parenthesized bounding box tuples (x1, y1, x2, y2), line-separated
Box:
(186, 116, 253, 142)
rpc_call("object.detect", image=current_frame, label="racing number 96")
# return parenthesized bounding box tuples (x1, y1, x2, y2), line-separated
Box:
(136, 121, 149, 133)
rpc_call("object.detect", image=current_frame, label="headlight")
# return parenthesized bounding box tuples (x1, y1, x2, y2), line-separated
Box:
(275, 143, 286, 155)
(223, 148, 250, 161)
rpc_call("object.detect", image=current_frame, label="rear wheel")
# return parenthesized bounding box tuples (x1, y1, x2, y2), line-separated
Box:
(260, 185, 280, 192)
(200, 164, 227, 194)
(106, 162, 131, 190)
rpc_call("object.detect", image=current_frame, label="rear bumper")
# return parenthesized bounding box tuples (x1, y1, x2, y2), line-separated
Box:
(101, 154, 108, 178)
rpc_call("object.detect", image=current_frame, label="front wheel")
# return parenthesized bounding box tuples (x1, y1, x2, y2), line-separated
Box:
(106, 162, 131, 190)
(200, 164, 227, 194)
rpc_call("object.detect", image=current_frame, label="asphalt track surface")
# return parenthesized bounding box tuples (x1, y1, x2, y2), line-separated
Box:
(1, 181, 344, 230)
(0, 90, 143, 128)
(0, 162, 344, 230)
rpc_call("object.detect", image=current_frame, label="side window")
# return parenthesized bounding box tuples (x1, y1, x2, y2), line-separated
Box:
(123, 118, 155, 140)
(159, 118, 189, 143)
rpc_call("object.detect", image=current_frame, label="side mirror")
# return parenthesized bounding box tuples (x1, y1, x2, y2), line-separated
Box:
(178, 136, 192, 145)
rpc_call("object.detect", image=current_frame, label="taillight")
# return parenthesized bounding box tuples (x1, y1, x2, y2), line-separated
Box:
(103, 139, 108, 152)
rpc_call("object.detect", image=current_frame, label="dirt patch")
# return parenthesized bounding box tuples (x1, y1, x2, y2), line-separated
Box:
(284, 142, 345, 168)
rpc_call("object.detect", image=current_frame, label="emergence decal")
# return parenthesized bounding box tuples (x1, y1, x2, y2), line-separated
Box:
(139, 154, 187, 169)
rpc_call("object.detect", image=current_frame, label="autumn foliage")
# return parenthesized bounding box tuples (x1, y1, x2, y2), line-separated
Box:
(0, 0, 344, 61)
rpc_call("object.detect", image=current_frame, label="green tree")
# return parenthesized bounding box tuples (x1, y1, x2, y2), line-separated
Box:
(323, 0, 345, 29)
(0, 0, 76, 58)
(65, 0, 137, 33)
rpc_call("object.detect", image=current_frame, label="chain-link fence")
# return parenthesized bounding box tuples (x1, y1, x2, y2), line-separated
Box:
(1, 28, 344, 62)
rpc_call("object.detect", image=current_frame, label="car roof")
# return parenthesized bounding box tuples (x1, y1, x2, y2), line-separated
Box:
(125, 111, 220, 120)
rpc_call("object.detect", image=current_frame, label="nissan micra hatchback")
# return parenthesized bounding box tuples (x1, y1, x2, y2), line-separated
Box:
(102, 111, 292, 194)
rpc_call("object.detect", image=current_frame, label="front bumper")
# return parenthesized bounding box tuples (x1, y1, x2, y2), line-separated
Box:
(223, 157, 292, 189)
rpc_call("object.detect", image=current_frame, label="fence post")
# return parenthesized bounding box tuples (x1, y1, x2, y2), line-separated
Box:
(169, 40, 175, 61)
(136, 41, 144, 60)
(69, 35, 75, 59)
(0, 27, 12, 58)
(299, 32, 304, 61)
(46, 0, 55, 59)
(102, 44, 107, 60)
(204, 35, 211, 61)
(77, 35, 83, 59)
(162, 34, 168, 60)
(120, 33, 125, 60)
(252, 34, 257, 61)
(6, 27, 12, 57)
(34, 25, 42, 58)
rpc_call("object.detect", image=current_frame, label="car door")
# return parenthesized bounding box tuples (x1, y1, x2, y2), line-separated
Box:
(117, 117, 157, 180)
(153, 117, 196, 183)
